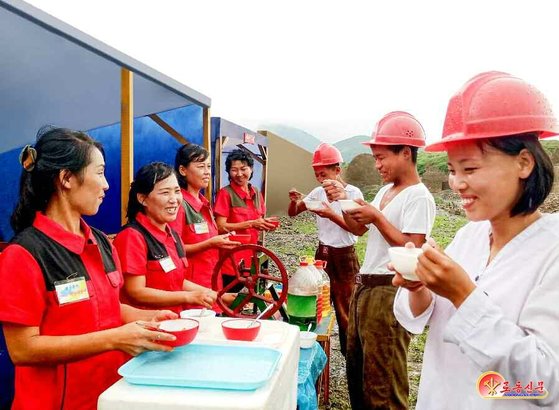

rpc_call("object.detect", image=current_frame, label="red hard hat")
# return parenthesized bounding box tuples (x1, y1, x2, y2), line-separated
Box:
(426, 71, 559, 152)
(362, 111, 426, 148)
(312, 143, 343, 167)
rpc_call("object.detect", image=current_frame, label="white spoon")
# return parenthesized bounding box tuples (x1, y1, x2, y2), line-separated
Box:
(247, 304, 274, 328)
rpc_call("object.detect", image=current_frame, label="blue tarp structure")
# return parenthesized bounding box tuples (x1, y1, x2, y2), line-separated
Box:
(87, 104, 204, 234)
(0, 104, 204, 239)
(211, 117, 268, 199)
(0, 0, 210, 239)
(0, 0, 211, 406)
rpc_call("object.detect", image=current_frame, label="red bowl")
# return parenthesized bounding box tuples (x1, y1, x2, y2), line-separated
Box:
(157, 318, 199, 347)
(229, 234, 251, 244)
(221, 319, 261, 341)
(268, 220, 280, 228)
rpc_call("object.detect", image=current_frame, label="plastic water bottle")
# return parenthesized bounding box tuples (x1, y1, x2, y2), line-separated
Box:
(315, 260, 331, 317)
(287, 261, 320, 331)
(306, 259, 324, 324)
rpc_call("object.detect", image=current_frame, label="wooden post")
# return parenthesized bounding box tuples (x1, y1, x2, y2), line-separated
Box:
(148, 114, 189, 145)
(260, 145, 268, 208)
(215, 136, 227, 194)
(121, 68, 134, 226)
(203, 107, 212, 203)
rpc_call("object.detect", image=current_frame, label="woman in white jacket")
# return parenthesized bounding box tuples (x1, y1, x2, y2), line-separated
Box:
(393, 71, 559, 409)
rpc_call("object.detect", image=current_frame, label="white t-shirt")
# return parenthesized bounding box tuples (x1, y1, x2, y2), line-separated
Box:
(304, 184, 363, 248)
(360, 183, 435, 274)
(394, 214, 559, 409)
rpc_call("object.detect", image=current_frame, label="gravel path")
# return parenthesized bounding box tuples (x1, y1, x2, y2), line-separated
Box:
(323, 324, 351, 409)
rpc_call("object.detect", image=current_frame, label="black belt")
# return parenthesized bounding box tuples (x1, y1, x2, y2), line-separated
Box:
(355, 273, 394, 287)
(317, 243, 355, 256)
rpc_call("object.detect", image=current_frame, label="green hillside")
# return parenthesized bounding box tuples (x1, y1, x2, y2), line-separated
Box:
(542, 139, 559, 162)
(256, 124, 559, 167)
(416, 139, 559, 175)
(334, 135, 370, 163)
(417, 151, 447, 175)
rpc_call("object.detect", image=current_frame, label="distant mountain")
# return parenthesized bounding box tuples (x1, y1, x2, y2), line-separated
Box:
(257, 124, 322, 153)
(334, 135, 370, 163)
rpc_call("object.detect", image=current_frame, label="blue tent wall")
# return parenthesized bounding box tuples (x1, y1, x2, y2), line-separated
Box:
(211, 117, 268, 202)
(0, 324, 14, 409)
(0, 148, 23, 241)
(0, 104, 202, 239)
(86, 104, 203, 233)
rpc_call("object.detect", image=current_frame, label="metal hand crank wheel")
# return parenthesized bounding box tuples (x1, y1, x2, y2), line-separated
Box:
(211, 244, 288, 318)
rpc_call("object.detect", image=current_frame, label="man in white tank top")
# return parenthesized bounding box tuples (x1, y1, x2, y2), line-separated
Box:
(325, 112, 436, 409)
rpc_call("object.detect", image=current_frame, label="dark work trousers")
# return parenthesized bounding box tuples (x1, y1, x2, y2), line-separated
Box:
(315, 244, 360, 356)
(346, 283, 411, 410)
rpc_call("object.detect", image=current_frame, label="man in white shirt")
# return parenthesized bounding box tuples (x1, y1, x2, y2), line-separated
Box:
(288, 143, 363, 355)
(326, 111, 435, 409)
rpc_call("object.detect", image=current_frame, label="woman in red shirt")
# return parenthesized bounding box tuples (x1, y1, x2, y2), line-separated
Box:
(213, 149, 278, 282)
(171, 144, 239, 290)
(114, 162, 217, 315)
(0, 127, 177, 410)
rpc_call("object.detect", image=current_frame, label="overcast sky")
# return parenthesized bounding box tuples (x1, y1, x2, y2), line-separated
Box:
(26, 0, 559, 144)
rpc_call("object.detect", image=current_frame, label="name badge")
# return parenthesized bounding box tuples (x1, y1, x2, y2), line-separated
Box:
(54, 277, 89, 305)
(193, 222, 209, 234)
(159, 256, 176, 273)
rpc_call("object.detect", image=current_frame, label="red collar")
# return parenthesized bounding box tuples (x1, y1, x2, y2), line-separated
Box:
(135, 212, 173, 244)
(181, 188, 209, 213)
(33, 212, 96, 254)
(229, 182, 257, 201)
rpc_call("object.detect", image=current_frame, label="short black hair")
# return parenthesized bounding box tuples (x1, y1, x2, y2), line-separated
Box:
(386, 145, 418, 163)
(225, 149, 254, 180)
(480, 133, 553, 217)
(127, 162, 175, 222)
(324, 163, 340, 170)
(175, 144, 209, 188)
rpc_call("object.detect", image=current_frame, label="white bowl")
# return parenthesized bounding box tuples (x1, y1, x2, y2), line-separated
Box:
(304, 200, 325, 211)
(388, 247, 423, 281)
(299, 331, 317, 349)
(180, 309, 217, 332)
(338, 199, 361, 212)
(159, 318, 199, 332)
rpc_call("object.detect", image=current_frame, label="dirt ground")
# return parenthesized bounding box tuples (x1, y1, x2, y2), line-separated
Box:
(322, 324, 351, 410)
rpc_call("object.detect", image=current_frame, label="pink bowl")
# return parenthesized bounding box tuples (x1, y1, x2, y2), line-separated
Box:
(229, 234, 251, 244)
(157, 318, 199, 347)
(221, 319, 261, 341)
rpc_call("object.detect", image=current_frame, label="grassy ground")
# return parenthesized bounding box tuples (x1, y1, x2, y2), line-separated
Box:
(269, 208, 467, 409)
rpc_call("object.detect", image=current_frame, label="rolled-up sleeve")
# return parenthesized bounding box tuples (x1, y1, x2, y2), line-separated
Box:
(393, 287, 435, 334)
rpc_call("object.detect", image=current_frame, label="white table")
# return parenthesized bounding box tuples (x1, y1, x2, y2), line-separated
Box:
(98, 318, 299, 410)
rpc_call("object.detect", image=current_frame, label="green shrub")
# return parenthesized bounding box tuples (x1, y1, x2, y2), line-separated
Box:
(431, 214, 468, 248)
(417, 151, 448, 175)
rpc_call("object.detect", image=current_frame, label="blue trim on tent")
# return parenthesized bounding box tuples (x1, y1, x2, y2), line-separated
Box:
(0, 105, 203, 239)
